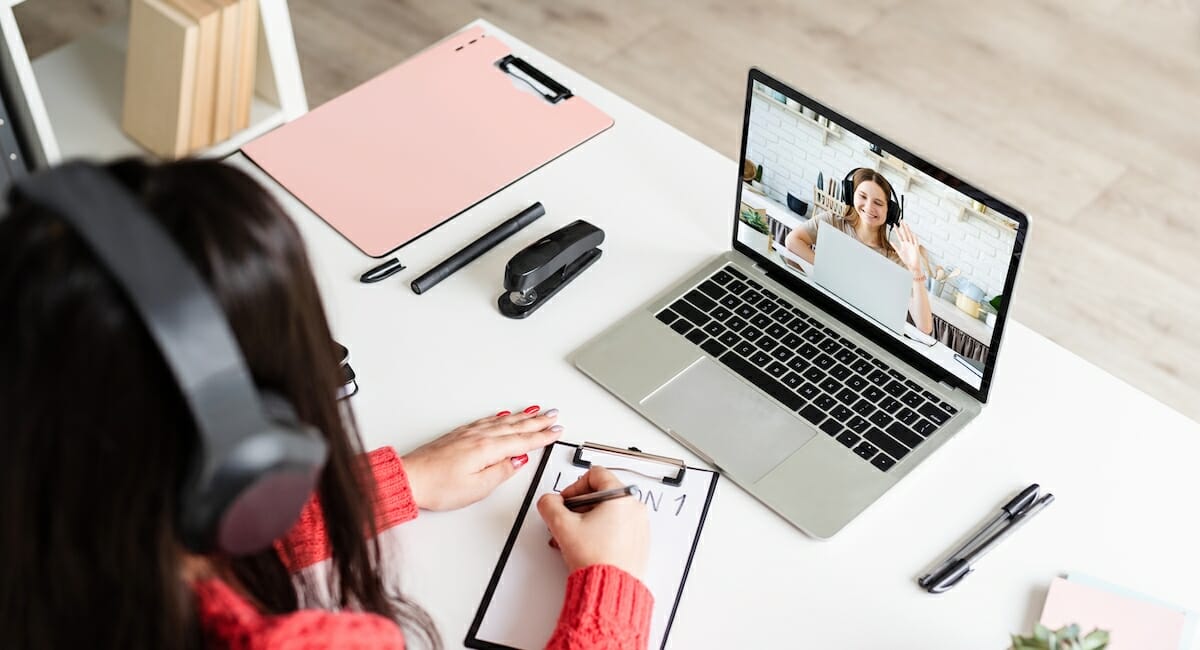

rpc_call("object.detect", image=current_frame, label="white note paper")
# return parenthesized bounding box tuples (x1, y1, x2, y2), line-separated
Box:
(467, 441, 719, 650)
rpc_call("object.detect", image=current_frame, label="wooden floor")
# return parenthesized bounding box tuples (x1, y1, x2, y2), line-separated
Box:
(17, 0, 1200, 422)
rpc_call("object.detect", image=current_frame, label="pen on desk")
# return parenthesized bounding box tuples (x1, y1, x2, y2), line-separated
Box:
(563, 485, 636, 512)
(410, 202, 546, 294)
(924, 493, 1055, 594)
(918, 483, 1040, 587)
(359, 257, 406, 283)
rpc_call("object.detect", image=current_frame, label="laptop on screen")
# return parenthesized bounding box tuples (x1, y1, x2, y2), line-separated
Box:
(572, 68, 1029, 538)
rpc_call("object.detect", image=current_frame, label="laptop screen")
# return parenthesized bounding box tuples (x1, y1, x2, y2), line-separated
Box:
(733, 70, 1028, 401)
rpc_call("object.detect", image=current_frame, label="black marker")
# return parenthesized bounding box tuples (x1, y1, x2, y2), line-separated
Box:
(563, 485, 636, 512)
(410, 202, 546, 294)
(359, 257, 405, 283)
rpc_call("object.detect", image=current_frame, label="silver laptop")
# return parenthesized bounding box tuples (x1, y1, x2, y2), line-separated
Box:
(572, 68, 1030, 538)
(811, 221, 912, 336)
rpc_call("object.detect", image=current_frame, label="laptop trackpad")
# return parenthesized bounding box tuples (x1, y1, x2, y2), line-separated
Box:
(640, 358, 816, 483)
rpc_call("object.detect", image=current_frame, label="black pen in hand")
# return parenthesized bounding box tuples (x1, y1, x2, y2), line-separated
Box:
(562, 485, 636, 512)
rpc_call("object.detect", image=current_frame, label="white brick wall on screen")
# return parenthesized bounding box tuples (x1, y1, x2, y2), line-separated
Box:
(745, 95, 1017, 300)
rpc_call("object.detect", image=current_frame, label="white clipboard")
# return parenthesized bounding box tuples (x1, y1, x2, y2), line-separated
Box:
(465, 441, 719, 650)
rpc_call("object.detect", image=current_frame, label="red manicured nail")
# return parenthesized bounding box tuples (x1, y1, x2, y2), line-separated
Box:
(511, 454, 529, 468)
(523, 405, 540, 414)
(495, 410, 512, 417)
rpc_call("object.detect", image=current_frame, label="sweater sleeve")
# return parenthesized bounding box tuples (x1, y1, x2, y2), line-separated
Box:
(545, 565, 654, 650)
(276, 447, 419, 572)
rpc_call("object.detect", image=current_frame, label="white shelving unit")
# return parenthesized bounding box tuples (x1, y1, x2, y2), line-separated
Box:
(0, 0, 307, 167)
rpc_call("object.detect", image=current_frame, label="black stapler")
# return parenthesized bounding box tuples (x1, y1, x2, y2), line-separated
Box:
(498, 220, 604, 319)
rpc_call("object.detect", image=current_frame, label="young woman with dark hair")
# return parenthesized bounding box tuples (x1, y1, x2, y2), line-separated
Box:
(0, 158, 651, 649)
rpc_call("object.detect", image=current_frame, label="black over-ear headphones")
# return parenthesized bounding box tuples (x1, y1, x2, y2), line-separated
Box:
(14, 162, 328, 556)
(840, 167, 905, 228)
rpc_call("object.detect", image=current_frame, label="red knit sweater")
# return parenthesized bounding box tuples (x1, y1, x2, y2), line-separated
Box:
(192, 447, 654, 649)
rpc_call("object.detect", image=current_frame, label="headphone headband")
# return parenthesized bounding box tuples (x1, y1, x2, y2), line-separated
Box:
(14, 161, 326, 554)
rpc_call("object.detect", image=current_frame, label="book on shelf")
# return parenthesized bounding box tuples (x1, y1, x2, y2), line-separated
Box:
(209, 0, 240, 143)
(121, 0, 199, 159)
(233, 0, 259, 131)
(165, 0, 220, 150)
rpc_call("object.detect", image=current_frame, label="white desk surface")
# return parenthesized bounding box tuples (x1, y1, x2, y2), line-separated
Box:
(231, 19, 1200, 649)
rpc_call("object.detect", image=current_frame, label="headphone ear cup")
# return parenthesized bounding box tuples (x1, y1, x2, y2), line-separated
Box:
(841, 178, 855, 206)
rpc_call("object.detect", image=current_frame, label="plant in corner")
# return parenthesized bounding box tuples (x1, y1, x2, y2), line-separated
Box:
(1010, 623, 1109, 650)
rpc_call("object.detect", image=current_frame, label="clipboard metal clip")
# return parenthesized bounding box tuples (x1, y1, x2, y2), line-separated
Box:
(572, 441, 686, 486)
(497, 55, 574, 104)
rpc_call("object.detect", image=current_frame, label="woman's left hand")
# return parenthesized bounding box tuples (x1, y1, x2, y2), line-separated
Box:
(402, 407, 563, 511)
(893, 222, 924, 277)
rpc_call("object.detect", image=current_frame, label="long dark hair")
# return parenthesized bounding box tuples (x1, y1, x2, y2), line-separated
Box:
(0, 158, 439, 649)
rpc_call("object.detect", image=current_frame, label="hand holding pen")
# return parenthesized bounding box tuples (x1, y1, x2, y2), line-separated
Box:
(538, 466, 650, 581)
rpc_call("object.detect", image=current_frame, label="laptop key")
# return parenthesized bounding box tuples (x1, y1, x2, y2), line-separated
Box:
(757, 338, 779, 353)
(829, 364, 852, 381)
(771, 347, 794, 363)
(786, 356, 809, 373)
(798, 382, 820, 400)
(847, 415, 870, 433)
(697, 281, 725, 301)
(782, 372, 803, 389)
(871, 455, 896, 472)
(819, 378, 842, 394)
(869, 410, 892, 428)
(726, 280, 748, 295)
(896, 408, 920, 426)
(742, 327, 763, 342)
(711, 306, 733, 321)
(852, 399, 875, 417)
(787, 319, 810, 334)
(701, 338, 726, 357)
(834, 349, 856, 365)
(719, 331, 741, 347)
(900, 391, 924, 408)
(782, 333, 805, 349)
(818, 338, 840, 354)
(835, 387, 859, 405)
(770, 308, 794, 326)
(736, 304, 756, 319)
(726, 316, 747, 332)
(762, 288, 779, 300)
(802, 367, 826, 383)
(919, 403, 953, 425)
(717, 352, 807, 411)
(720, 295, 740, 309)
(814, 395, 837, 411)
(851, 359, 873, 375)
(921, 389, 939, 402)
(802, 329, 824, 344)
(866, 428, 910, 460)
(670, 320, 692, 336)
(853, 442, 879, 461)
(831, 404, 853, 421)
(879, 397, 902, 414)
(712, 270, 733, 285)
(814, 354, 836, 370)
(686, 329, 706, 345)
(765, 361, 788, 378)
(750, 313, 772, 329)
(836, 431, 861, 448)
(765, 323, 788, 339)
(750, 351, 773, 367)
(671, 300, 710, 327)
(725, 266, 747, 280)
(799, 404, 825, 426)
(884, 380, 907, 397)
(702, 322, 726, 338)
(743, 290, 764, 306)
(656, 309, 678, 326)
(846, 375, 868, 391)
(868, 369, 890, 386)
(745, 277, 763, 290)
(913, 418, 938, 437)
(820, 420, 842, 437)
(886, 422, 922, 448)
(798, 343, 820, 359)
(686, 289, 717, 312)
(734, 341, 756, 357)
(939, 400, 959, 415)
(863, 386, 885, 402)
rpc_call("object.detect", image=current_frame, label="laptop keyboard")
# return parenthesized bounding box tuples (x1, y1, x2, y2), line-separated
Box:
(655, 264, 959, 473)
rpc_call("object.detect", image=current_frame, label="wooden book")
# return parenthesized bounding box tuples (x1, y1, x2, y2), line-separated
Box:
(208, 0, 240, 142)
(166, 0, 221, 150)
(121, 0, 199, 159)
(232, 0, 259, 131)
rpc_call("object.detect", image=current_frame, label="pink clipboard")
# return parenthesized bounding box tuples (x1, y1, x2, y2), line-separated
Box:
(242, 27, 614, 257)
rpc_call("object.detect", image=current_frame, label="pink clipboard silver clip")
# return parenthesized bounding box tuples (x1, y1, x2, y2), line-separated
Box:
(242, 27, 614, 257)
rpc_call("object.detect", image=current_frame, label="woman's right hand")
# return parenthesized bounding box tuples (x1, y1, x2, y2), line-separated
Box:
(537, 467, 650, 581)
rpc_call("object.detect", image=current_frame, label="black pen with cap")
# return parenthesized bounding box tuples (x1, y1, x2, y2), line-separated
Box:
(410, 202, 545, 294)
(562, 485, 636, 512)
(919, 483, 1040, 588)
